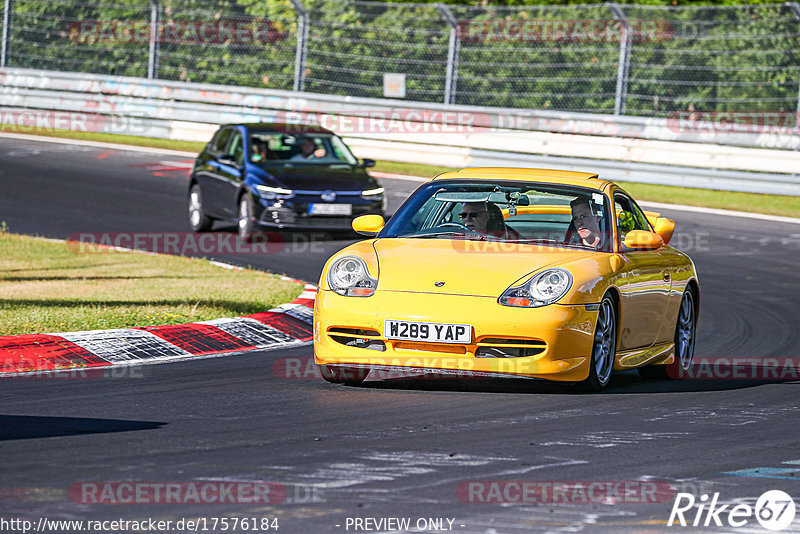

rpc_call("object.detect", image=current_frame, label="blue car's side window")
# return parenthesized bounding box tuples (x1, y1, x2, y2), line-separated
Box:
(211, 128, 233, 155)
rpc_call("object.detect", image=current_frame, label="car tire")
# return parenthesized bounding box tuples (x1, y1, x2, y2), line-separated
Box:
(578, 294, 616, 392)
(188, 184, 212, 232)
(638, 289, 696, 380)
(237, 193, 255, 243)
(318, 364, 369, 386)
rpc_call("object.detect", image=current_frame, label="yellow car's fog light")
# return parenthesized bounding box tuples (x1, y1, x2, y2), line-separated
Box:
(328, 255, 378, 297)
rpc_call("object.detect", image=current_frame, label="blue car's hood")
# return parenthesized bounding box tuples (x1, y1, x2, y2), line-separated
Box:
(255, 162, 377, 191)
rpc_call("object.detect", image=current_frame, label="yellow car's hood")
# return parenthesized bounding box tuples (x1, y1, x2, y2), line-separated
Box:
(373, 238, 596, 297)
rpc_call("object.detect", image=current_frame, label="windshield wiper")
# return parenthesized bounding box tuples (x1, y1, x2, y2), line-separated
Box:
(397, 231, 487, 240)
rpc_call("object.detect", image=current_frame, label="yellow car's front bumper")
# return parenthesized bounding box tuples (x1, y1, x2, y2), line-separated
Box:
(313, 289, 599, 382)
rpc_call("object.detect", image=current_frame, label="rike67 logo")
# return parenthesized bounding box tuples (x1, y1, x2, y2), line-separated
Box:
(668, 490, 796, 531)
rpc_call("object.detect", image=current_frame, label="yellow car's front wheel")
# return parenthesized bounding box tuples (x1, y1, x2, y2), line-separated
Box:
(579, 294, 617, 392)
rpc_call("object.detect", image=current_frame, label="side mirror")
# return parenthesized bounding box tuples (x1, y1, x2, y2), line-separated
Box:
(361, 158, 376, 168)
(218, 155, 239, 168)
(643, 210, 661, 227)
(352, 214, 384, 236)
(653, 217, 675, 245)
(623, 230, 663, 250)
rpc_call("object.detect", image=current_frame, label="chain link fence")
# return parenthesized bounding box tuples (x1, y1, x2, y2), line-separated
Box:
(2, 0, 800, 117)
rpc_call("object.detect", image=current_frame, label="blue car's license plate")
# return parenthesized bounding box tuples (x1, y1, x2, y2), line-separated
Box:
(308, 203, 352, 216)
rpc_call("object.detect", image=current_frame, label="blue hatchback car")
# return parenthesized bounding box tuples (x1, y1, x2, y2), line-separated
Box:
(188, 123, 385, 239)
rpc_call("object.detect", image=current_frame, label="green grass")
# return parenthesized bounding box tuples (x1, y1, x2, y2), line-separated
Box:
(0, 231, 303, 335)
(6, 129, 798, 218)
(372, 160, 455, 179)
(614, 182, 799, 218)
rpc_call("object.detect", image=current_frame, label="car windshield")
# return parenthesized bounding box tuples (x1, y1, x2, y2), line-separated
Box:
(248, 131, 358, 165)
(381, 179, 613, 252)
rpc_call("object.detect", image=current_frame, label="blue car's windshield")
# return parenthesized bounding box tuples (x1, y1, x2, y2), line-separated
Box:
(248, 132, 358, 165)
(380, 179, 613, 252)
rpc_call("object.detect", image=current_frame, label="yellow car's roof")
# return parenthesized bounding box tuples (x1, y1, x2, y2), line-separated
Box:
(431, 167, 610, 191)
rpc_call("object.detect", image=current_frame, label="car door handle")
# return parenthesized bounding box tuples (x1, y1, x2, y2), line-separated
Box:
(663, 272, 671, 281)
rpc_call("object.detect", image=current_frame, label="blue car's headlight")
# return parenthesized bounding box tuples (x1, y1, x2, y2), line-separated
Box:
(255, 185, 294, 199)
(361, 187, 384, 197)
(499, 268, 572, 307)
(328, 255, 378, 297)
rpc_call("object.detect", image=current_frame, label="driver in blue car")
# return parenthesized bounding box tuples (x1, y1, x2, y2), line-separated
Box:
(290, 137, 327, 161)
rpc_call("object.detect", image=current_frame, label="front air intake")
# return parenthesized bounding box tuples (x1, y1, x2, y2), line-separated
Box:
(475, 337, 546, 358)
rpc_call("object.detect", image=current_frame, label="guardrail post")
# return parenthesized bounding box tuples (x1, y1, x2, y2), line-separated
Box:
(789, 2, 800, 114)
(608, 3, 631, 116)
(289, 0, 308, 92)
(1, 0, 13, 68)
(148, 0, 161, 79)
(437, 3, 460, 105)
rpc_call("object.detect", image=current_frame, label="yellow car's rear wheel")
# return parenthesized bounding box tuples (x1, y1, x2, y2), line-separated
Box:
(639, 290, 696, 380)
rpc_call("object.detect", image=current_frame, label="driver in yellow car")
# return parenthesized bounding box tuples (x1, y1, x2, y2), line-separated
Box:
(459, 202, 507, 238)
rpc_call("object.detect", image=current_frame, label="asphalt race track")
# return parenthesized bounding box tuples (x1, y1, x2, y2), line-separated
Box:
(2, 136, 800, 533)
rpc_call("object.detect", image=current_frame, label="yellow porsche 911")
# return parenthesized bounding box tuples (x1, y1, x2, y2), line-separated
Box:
(313, 168, 699, 391)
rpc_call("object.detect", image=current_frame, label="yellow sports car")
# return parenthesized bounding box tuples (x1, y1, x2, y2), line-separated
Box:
(313, 168, 699, 391)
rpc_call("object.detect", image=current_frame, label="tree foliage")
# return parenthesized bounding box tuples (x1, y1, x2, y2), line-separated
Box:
(5, 0, 799, 115)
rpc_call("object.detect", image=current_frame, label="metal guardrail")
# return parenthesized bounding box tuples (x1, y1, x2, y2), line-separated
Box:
(3, 67, 799, 151)
(1, 67, 798, 195)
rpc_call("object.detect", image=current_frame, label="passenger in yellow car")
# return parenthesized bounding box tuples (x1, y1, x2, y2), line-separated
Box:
(568, 197, 604, 249)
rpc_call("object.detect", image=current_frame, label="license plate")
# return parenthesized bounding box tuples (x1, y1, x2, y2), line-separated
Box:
(384, 320, 472, 344)
(308, 203, 352, 216)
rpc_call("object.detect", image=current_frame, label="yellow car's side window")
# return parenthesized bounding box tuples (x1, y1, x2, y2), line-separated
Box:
(615, 195, 650, 246)
(617, 208, 636, 241)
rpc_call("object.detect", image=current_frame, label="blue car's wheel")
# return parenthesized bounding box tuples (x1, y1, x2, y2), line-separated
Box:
(188, 184, 212, 232)
(237, 194, 255, 243)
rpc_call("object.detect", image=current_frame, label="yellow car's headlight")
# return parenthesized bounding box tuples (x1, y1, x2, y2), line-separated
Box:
(328, 255, 378, 297)
(499, 268, 572, 307)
